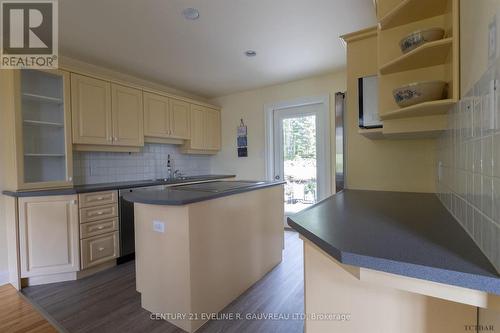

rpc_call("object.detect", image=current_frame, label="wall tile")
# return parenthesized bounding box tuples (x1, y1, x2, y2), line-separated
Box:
(437, 59, 500, 273)
(494, 177, 500, 224)
(73, 143, 212, 185)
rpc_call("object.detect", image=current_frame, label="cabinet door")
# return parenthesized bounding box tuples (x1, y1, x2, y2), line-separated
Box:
(16, 69, 73, 190)
(111, 84, 144, 147)
(189, 104, 206, 150)
(144, 92, 170, 138)
(18, 195, 80, 277)
(71, 74, 112, 145)
(205, 108, 221, 150)
(169, 99, 190, 139)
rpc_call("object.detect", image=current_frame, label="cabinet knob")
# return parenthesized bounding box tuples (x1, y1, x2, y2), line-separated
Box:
(108, 136, 112, 142)
(71, 200, 77, 205)
(68, 176, 73, 182)
(97, 197, 104, 200)
(98, 247, 105, 252)
(97, 226, 104, 230)
(97, 211, 104, 215)
(113, 137, 117, 141)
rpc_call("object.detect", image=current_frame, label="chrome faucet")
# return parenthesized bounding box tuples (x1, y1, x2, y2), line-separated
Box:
(173, 170, 183, 179)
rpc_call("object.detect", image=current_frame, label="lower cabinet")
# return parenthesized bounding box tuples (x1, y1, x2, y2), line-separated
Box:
(18, 195, 80, 278)
(81, 231, 119, 269)
(78, 190, 119, 269)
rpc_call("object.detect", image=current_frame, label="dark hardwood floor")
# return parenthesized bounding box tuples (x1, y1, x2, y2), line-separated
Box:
(23, 230, 304, 333)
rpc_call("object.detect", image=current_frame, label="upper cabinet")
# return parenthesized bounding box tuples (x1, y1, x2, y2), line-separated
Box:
(0, 69, 73, 191)
(71, 74, 144, 150)
(169, 99, 191, 139)
(143, 93, 190, 142)
(71, 74, 112, 145)
(349, 0, 459, 140)
(181, 105, 221, 154)
(111, 84, 144, 147)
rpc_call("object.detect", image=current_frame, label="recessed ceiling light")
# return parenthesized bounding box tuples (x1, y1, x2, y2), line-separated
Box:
(182, 8, 199, 20)
(244, 50, 257, 57)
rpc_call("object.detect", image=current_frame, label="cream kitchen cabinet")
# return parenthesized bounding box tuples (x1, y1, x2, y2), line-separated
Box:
(181, 105, 221, 154)
(205, 107, 221, 150)
(18, 195, 80, 278)
(111, 84, 144, 146)
(144, 92, 170, 139)
(71, 74, 112, 146)
(0, 69, 74, 191)
(71, 74, 144, 150)
(169, 98, 191, 139)
(144, 92, 190, 141)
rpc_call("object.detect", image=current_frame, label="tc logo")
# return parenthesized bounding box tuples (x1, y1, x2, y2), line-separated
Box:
(2, 1, 53, 54)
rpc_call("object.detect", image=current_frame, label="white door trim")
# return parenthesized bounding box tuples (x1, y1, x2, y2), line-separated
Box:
(264, 95, 331, 199)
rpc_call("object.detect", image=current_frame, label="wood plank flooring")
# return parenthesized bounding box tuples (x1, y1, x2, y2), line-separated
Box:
(0, 284, 58, 333)
(22, 230, 304, 333)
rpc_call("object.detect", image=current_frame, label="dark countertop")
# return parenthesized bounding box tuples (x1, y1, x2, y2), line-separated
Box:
(2, 175, 235, 197)
(288, 189, 500, 295)
(122, 180, 285, 206)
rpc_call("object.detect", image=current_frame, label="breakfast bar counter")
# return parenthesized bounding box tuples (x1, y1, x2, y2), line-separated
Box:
(288, 190, 500, 333)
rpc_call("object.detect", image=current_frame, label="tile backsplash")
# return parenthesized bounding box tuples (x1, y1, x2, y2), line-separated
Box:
(437, 58, 500, 272)
(73, 143, 212, 185)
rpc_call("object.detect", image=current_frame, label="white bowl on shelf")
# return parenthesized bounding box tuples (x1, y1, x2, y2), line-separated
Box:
(399, 28, 445, 54)
(392, 80, 448, 108)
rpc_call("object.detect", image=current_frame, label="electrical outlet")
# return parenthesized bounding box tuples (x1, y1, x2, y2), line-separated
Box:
(153, 220, 165, 233)
(489, 16, 497, 64)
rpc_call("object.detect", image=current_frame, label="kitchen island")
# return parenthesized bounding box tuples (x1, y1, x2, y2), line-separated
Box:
(123, 180, 285, 332)
(288, 190, 500, 333)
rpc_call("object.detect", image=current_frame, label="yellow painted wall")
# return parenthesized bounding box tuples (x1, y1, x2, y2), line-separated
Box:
(209, 71, 347, 191)
(345, 31, 437, 193)
(460, 0, 500, 95)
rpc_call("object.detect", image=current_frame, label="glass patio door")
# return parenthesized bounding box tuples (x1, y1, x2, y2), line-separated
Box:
(273, 103, 329, 215)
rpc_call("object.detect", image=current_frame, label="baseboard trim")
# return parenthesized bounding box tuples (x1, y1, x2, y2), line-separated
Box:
(0, 270, 9, 286)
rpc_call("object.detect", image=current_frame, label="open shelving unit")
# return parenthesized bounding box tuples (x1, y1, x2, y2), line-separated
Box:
(370, 0, 459, 140)
(359, 128, 385, 140)
(378, 0, 451, 30)
(379, 98, 456, 120)
(379, 37, 453, 75)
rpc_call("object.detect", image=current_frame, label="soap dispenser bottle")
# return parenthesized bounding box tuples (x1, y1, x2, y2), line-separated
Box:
(167, 154, 172, 180)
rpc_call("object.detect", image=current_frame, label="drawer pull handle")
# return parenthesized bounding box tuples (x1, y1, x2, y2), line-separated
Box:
(97, 197, 104, 200)
(97, 226, 104, 230)
(96, 211, 104, 215)
(98, 247, 105, 251)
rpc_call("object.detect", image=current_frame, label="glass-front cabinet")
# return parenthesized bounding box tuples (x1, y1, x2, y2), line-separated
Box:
(15, 69, 73, 189)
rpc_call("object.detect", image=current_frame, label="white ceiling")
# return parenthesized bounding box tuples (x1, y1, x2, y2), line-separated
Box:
(60, 0, 376, 98)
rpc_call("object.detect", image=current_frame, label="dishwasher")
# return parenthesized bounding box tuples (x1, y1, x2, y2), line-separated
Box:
(118, 185, 167, 264)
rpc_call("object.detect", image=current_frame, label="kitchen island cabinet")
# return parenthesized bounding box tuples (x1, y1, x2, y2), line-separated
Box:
(123, 181, 284, 332)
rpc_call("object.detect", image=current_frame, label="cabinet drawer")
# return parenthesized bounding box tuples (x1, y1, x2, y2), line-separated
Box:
(80, 218, 118, 239)
(79, 191, 117, 208)
(81, 231, 119, 269)
(80, 203, 118, 223)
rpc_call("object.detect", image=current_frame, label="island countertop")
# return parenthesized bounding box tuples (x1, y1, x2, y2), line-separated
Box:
(123, 180, 285, 205)
(288, 189, 500, 295)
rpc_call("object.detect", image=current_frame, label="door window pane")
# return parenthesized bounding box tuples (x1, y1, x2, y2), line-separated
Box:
(282, 115, 317, 214)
